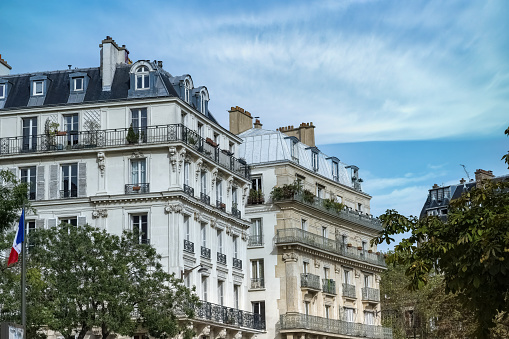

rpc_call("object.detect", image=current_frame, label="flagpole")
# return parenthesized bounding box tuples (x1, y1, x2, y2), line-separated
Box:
(21, 203, 26, 334)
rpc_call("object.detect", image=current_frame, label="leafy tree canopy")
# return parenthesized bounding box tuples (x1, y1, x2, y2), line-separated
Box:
(0, 169, 30, 234)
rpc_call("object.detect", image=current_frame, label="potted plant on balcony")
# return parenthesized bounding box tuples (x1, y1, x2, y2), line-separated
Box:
(132, 185, 141, 191)
(302, 189, 315, 204)
(206, 137, 218, 147)
(84, 119, 100, 148)
(44, 120, 60, 150)
(357, 246, 363, 250)
(248, 189, 264, 204)
(126, 124, 139, 144)
(347, 243, 352, 248)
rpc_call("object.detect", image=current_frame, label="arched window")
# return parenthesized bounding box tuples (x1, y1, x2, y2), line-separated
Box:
(184, 79, 191, 103)
(136, 66, 149, 90)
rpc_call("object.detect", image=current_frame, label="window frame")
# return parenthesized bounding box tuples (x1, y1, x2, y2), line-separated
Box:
(0, 84, 5, 99)
(61, 163, 78, 198)
(33, 80, 44, 96)
(135, 66, 150, 90)
(131, 158, 147, 185)
(74, 77, 84, 91)
(131, 214, 149, 244)
(20, 166, 36, 200)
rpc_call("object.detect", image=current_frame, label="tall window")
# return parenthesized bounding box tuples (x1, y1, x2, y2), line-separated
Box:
(251, 177, 262, 191)
(217, 229, 223, 254)
(234, 285, 239, 309)
(64, 114, 79, 146)
(184, 162, 190, 187)
(131, 159, 146, 185)
(332, 161, 339, 181)
(344, 269, 351, 285)
(362, 241, 367, 252)
(252, 301, 266, 327)
(131, 108, 147, 141)
(364, 274, 371, 288)
(322, 226, 328, 238)
(301, 219, 308, 231)
(251, 259, 264, 288)
(312, 152, 319, 171)
(198, 122, 204, 138)
(184, 216, 190, 241)
(200, 92, 206, 113)
(323, 267, 329, 279)
(200, 172, 207, 195)
(22, 117, 37, 151)
(20, 166, 36, 200)
(132, 214, 148, 244)
(216, 179, 222, 203)
(233, 235, 238, 259)
(345, 308, 355, 322)
(0, 84, 5, 99)
(232, 187, 238, 208)
(325, 305, 330, 319)
(202, 277, 208, 301)
(317, 185, 324, 198)
(184, 78, 191, 103)
(218, 280, 224, 306)
(201, 222, 207, 248)
(135, 66, 150, 89)
(250, 219, 263, 246)
(61, 163, 78, 198)
(303, 261, 309, 274)
(358, 203, 363, 212)
(59, 217, 77, 226)
(364, 311, 374, 325)
(342, 234, 348, 246)
(304, 301, 310, 315)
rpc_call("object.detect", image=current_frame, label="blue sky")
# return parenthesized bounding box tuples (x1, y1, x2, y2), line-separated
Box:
(1, 0, 508, 249)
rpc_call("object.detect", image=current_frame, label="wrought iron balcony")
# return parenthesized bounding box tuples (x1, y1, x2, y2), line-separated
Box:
(183, 239, 194, 253)
(248, 234, 263, 247)
(275, 228, 386, 267)
(217, 252, 227, 265)
(27, 191, 36, 200)
(0, 124, 251, 180)
(273, 193, 382, 231)
(231, 206, 241, 219)
(200, 192, 210, 205)
(60, 189, 77, 198)
(362, 287, 380, 302)
(322, 279, 336, 295)
(136, 238, 150, 245)
(193, 300, 265, 330)
(342, 283, 356, 299)
(216, 200, 226, 212)
(278, 313, 392, 339)
(301, 273, 321, 291)
(125, 183, 150, 194)
(201, 246, 211, 259)
(250, 278, 265, 289)
(233, 258, 242, 270)
(183, 184, 194, 197)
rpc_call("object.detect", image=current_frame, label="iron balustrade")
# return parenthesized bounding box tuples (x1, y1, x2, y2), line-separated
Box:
(248, 234, 264, 247)
(216, 200, 226, 212)
(193, 300, 265, 330)
(28, 191, 36, 200)
(233, 258, 242, 270)
(322, 279, 336, 295)
(362, 287, 380, 302)
(342, 283, 356, 299)
(273, 193, 382, 231)
(301, 273, 321, 290)
(184, 239, 195, 253)
(125, 183, 150, 194)
(217, 252, 227, 265)
(275, 228, 386, 267)
(250, 278, 265, 289)
(136, 238, 150, 245)
(201, 246, 211, 259)
(278, 313, 392, 339)
(60, 189, 77, 198)
(183, 184, 194, 197)
(231, 206, 241, 219)
(200, 192, 211, 205)
(0, 124, 250, 180)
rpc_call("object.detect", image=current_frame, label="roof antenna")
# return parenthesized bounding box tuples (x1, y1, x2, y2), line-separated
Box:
(68, 65, 72, 70)
(460, 164, 471, 181)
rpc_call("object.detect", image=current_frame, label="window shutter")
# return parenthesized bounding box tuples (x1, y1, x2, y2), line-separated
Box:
(78, 163, 87, 197)
(47, 218, 57, 228)
(49, 165, 58, 199)
(35, 219, 45, 229)
(78, 216, 86, 226)
(36, 165, 45, 200)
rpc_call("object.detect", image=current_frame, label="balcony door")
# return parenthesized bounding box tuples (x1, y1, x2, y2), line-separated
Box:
(131, 108, 147, 142)
(22, 117, 37, 151)
(131, 159, 146, 186)
(64, 114, 79, 146)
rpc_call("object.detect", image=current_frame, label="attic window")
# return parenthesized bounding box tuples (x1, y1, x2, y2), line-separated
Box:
(201, 93, 206, 113)
(184, 79, 191, 103)
(312, 152, 319, 172)
(136, 66, 150, 90)
(33, 81, 44, 96)
(332, 161, 339, 182)
(74, 77, 84, 91)
(0, 84, 4, 99)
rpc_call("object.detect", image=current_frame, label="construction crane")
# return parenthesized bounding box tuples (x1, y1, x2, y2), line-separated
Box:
(460, 164, 471, 181)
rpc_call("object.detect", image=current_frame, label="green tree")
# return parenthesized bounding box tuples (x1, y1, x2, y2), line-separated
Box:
(26, 224, 197, 339)
(0, 169, 30, 234)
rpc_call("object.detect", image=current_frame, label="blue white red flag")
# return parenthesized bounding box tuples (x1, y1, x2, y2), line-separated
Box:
(7, 209, 24, 266)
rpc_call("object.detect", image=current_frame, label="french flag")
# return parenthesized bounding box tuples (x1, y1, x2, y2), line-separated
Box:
(7, 209, 24, 266)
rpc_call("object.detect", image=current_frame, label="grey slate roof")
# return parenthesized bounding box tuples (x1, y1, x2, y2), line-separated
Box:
(238, 128, 355, 189)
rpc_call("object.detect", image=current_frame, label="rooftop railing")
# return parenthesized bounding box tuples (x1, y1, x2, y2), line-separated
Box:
(278, 313, 392, 339)
(275, 228, 386, 267)
(0, 124, 250, 180)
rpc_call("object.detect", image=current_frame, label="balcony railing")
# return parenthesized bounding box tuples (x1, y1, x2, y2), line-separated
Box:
(233, 258, 242, 270)
(273, 193, 382, 231)
(248, 234, 263, 247)
(60, 189, 77, 199)
(231, 206, 241, 219)
(217, 252, 227, 265)
(28, 191, 36, 200)
(278, 313, 392, 339)
(301, 273, 321, 291)
(275, 228, 386, 267)
(183, 184, 194, 197)
(322, 279, 336, 295)
(250, 278, 265, 289)
(216, 200, 226, 212)
(193, 300, 265, 330)
(125, 183, 150, 194)
(183, 239, 194, 253)
(200, 192, 210, 205)
(201, 246, 211, 259)
(0, 124, 250, 180)
(362, 287, 380, 302)
(342, 283, 356, 299)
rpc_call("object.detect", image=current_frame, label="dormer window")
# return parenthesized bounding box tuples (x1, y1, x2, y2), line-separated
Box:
(0, 84, 5, 99)
(201, 93, 206, 113)
(312, 152, 319, 171)
(33, 81, 44, 96)
(136, 66, 150, 89)
(74, 77, 84, 91)
(199, 88, 209, 114)
(332, 161, 339, 182)
(184, 79, 191, 103)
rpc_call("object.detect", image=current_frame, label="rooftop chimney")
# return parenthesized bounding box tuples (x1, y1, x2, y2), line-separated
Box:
(277, 122, 316, 147)
(459, 178, 466, 184)
(254, 119, 263, 129)
(0, 54, 12, 76)
(432, 184, 439, 189)
(474, 169, 495, 187)
(99, 36, 129, 91)
(229, 106, 253, 135)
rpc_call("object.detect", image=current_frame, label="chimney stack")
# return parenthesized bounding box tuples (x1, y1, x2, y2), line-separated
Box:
(277, 122, 316, 147)
(229, 106, 253, 135)
(432, 184, 439, 189)
(459, 178, 466, 184)
(474, 169, 495, 187)
(99, 36, 129, 91)
(254, 119, 262, 129)
(0, 54, 12, 76)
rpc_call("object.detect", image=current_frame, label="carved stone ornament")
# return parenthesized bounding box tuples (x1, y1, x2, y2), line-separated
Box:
(97, 152, 105, 176)
(177, 149, 187, 173)
(282, 252, 298, 263)
(226, 177, 233, 196)
(211, 168, 218, 190)
(225, 224, 232, 235)
(314, 258, 321, 268)
(195, 158, 204, 180)
(165, 203, 184, 214)
(194, 211, 202, 221)
(217, 329, 227, 339)
(210, 218, 217, 228)
(202, 326, 211, 336)
(234, 331, 242, 339)
(243, 185, 249, 204)
(169, 147, 177, 172)
(334, 264, 341, 274)
(241, 230, 248, 241)
(355, 269, 361, 278)
(131, 151, 144, 159)
(375, 274, 381, 283)
(92, 209, 108, 219)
